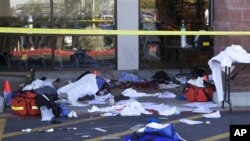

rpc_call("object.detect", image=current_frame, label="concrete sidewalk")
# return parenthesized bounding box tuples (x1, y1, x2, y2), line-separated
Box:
(1, 69, 249, 116)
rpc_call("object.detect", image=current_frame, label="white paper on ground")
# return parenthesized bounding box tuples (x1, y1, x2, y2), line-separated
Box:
(192, 106, 213, 113)
(202, 110, 221, 118)
(179, 118, 203, 125)
(137, 122, 170, 132)
(87, 105, 101, 113)
(45, 128, 54, 132)
(121, 88, 160, 98)
(157, 91, 176, 98)
(120, 101, 152, 116)
(22, 128, 32, 133)
(87, 104, 125, 114)
(88, 93, 113, 105)
(68, 111, 78, 118)
(82, 135, 92, 138)
(158, 106, 180, 116)
(143, 104, 180, 116)
(101, 112, 119, 117)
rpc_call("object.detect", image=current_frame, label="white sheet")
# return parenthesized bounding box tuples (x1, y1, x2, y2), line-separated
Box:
(57, 74, 99, 105)
(208, 45, 250, 101)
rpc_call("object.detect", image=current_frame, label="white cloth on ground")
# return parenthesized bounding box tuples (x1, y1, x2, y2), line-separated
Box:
(22, 79, 54, 91)
(57, 74, 99, 105)
(121, 88, 160, 98)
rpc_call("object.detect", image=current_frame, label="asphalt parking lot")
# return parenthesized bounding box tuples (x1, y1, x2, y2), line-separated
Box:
(1, 109, 250, 141)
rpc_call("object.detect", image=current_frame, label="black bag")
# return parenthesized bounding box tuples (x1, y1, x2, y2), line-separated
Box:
(152, 71, 170, 83)
(36, 94, 61, 117)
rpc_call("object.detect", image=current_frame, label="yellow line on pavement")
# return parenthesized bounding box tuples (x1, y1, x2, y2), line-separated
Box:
(1, 116, 105, 138)
(86, 114, 203, 141)
(198, 132, 229, 141)
(0, 118, 6, 141)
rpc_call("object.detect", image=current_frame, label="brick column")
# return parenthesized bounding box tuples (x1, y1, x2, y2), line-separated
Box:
(214, 0, 250, 91)
(214, 0, 250, 53)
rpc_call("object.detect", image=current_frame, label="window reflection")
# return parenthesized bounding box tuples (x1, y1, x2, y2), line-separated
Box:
(139, 0, 212, 69)
(0, 0, 116, 70)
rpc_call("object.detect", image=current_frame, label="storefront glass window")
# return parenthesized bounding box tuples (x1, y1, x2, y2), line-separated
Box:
(0, 0, 116, 70)
(139, 0, 213, 69)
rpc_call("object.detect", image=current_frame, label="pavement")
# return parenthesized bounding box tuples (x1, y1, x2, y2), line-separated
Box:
(1, 106, 250, 141)
(1, 78, 250, 141)
(1, 71, 250, 141)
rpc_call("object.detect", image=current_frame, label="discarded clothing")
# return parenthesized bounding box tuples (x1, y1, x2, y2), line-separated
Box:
(22, 79, 54, 91)
(118, 72, 144, 83)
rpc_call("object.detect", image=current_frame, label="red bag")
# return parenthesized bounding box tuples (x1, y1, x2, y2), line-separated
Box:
(184, 84, 215, 102)
(11, 91, 40, 116)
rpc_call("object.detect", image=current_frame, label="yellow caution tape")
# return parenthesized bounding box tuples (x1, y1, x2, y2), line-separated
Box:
(1, 27, 250, 36)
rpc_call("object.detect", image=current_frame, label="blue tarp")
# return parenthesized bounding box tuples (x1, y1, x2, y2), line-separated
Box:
(124, 123, 185, 141)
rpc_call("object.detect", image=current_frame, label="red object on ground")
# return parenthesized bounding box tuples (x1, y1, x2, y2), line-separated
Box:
(3, 80, 12, 93)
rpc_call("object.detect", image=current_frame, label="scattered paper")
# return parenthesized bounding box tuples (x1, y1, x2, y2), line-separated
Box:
(87, 106, 102, 113)
(81, 135, 92, 138)
(22, 128, 32, 133)
(179, 118, 203, 125)
(158, 106, 180, 116)
(45, 128, 54, 132)
(121, 88, 160, 98)
(68, 111, 78, 118)
(138, 122, 170, 133)
(192, 106, 213, 113)
(120, 101, 152, 116)
(203, 110, 221, 118)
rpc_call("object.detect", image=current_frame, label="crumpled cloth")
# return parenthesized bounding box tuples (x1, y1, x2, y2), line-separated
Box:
(208, 45, 250, 101)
